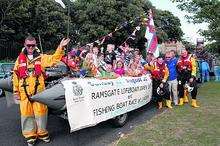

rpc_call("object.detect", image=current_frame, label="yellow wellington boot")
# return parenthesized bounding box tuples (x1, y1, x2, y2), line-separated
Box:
(191, 99, 200, 108)
(166, 100, 173, 109)
(183, 90, 189, 103)
(178, 98, 184, 106)
(158, 102, 163, 109)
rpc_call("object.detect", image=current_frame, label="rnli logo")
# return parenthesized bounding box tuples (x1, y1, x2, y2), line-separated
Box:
(72, 82, 83, 96)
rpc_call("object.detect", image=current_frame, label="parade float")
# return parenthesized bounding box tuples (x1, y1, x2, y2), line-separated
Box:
(0, 9, 157, 132)
(0, 66, 152, 132)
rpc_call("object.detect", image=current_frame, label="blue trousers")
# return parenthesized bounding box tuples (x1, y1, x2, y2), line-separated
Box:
(214, 66, 220, 81)
(201, 69, 210, 82)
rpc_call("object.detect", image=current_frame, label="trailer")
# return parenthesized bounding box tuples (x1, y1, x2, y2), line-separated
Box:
(0, 72, 152, 132)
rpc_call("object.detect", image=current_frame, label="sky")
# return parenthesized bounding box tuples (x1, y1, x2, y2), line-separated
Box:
(149, 0, 208, 44)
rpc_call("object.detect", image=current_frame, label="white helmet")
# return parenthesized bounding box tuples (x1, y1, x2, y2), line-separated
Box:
(185, 83, 194, 92)
(157, 86, 165, 96)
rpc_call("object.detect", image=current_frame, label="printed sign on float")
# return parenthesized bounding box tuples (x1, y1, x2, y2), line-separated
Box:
(62, 75, 152, 132)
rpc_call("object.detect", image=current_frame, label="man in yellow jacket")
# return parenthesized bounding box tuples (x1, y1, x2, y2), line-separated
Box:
(177, 49, 199, 108)
(13, 36, 70, 146)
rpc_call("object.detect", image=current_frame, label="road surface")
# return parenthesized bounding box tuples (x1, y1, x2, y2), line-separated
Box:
(0, 97, 162, 146)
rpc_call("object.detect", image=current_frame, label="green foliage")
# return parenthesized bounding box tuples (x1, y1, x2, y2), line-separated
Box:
(206, 42, 220, 54)
(182, 39, 196, 52)
(154, 10, 183, 43)
(71, 0, 152, 45)
(0, 0, 71, 50)
(0, 0, 184, 59)
(173, 0, 220, 53)
(71, 0, 183, 45)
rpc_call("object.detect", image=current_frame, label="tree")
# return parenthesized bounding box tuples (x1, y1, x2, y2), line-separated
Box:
(154, 9, 183, 43)
(69, 0, 153, 45)
(0, 0, 72, 52)
(172, 0, 220, 53)
(0, 0, 19, 42)
(0, 0, 184, 59)
(69, 0, 184, 44)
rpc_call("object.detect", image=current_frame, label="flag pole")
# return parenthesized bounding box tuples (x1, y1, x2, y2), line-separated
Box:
(67, 1, 70, 39)
(38, 34, 43, 54)
(54, 0, 71, 72)
(66, 1, 71, 73)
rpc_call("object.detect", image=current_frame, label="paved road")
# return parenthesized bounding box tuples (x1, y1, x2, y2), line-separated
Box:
(0, 97, 162, 146)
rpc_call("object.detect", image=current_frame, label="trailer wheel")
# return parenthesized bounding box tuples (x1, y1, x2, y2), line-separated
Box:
(0, 88, 4, 97)
(112, 113, 128, 127)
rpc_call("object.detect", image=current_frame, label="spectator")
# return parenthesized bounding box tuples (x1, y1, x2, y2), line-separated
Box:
(99, 64, 117, 78)
(213, 57, 220, 81)
(201, 60, 210, 82)
(104, 44, 116, 66)
(126, 60, 143, 77)
(83, 53, 97, 77)
(114, 59, 125, 76)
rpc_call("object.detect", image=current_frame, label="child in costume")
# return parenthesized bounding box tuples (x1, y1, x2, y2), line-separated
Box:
(99, 64, 117, 79)
(126, 60, 143, 77)
(114, 59, 125, 76)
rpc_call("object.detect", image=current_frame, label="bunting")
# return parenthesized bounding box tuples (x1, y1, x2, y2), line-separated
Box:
(71, 12, 151, 51)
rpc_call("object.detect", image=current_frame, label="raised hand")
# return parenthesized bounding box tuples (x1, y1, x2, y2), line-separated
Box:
(59, 38, 70, 48)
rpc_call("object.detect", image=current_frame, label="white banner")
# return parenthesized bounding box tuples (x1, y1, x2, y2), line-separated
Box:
(62, 75, 152, 132)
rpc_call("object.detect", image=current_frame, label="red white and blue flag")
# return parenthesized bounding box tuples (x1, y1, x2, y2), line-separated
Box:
(145, 9, 158, 55)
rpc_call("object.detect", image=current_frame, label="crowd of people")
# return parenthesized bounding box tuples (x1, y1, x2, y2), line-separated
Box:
(195, 45, 220, 82)
(62, 41, 201, 110)
(13, 36, 220, 146)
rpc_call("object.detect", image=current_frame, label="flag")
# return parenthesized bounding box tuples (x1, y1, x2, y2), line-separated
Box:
(145, 9, 158, 54)
(154, 44, 160, 58)
(55, 0, 66, 8)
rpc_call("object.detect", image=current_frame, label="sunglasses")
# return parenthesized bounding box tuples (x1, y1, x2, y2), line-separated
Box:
(26, 44, 36, 48)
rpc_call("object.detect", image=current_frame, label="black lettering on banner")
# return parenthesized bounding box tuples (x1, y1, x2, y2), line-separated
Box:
(93, 105, 115, 116)
(143, 77, 148, 81)
(91, 89, 120, 100)
(88, 81, 114, 87)
(116, 101, 128, 109)
(128, 94, 132, 99)
(117, 89, 120, 95)
(139, 85, 148, 91)
(126, 78, 142, 84)
(73, 96, 85, 103)
(91, 93, 96, 99)
(148, 83, 151, 89)
(91, 84, 150, 100)
(120, 86, 140, 95)
(143, 95, 149, 100)
(129, 99, 137, 105)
